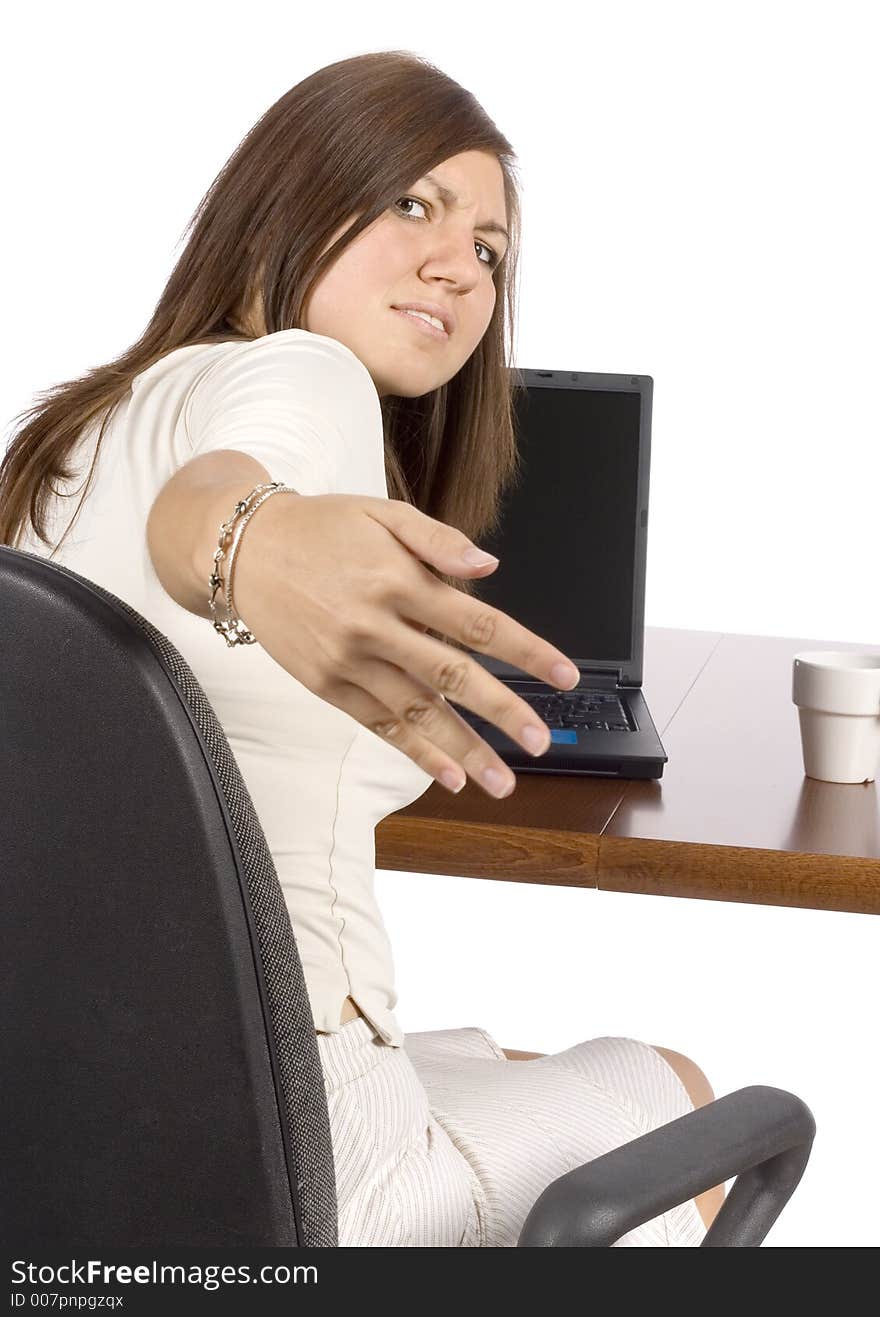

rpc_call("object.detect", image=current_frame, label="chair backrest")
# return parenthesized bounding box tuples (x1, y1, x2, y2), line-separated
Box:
(0, 545, 338, 1248)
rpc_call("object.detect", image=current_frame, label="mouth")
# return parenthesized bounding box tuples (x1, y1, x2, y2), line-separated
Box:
(391, 307, 450, 341)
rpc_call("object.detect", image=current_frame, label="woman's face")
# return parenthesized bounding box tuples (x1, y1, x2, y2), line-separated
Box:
(301, 149, 509, 398)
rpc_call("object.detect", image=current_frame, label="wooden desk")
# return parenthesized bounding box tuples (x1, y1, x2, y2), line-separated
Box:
(376, 626, 880, 915)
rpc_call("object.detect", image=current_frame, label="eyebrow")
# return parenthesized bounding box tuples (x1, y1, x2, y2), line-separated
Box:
(421, 173, 510, 246)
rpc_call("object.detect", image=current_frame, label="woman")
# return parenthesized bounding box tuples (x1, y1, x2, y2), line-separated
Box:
(0, 49, 724, 1246)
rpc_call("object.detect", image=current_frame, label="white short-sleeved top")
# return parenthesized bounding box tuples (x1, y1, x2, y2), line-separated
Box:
(16, 328, 435, 1046)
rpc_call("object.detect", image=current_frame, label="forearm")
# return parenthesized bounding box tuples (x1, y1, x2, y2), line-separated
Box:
(147, 449, 291, 620)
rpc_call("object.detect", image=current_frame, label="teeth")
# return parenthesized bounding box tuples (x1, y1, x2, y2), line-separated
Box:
(401, 309, 445, 332)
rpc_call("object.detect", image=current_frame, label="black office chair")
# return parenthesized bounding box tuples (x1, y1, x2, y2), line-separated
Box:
(0, 545, 816, 1248)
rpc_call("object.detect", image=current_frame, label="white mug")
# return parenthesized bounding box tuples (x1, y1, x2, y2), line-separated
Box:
(792, 651, 880, 783)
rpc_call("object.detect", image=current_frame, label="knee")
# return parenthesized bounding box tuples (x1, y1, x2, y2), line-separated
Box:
(649, 1045, 726, 1232)
(649, 1045, 715, 1111)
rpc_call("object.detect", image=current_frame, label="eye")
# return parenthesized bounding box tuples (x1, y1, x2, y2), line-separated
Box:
(393, 195, 429, 221)
(475, 238, 501, 271)
(392, 196, 501, 269)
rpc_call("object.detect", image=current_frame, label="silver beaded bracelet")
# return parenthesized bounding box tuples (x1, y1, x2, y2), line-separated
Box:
(208, 480, 298, 647)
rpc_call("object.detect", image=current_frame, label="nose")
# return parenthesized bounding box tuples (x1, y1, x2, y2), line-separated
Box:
(420, 229, 483, 291)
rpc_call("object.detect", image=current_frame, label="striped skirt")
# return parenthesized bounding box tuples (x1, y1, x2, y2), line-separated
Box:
(316, 1015, 707, 1247)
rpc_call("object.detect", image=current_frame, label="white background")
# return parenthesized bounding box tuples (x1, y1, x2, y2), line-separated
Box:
(4, 1, 878, 1246)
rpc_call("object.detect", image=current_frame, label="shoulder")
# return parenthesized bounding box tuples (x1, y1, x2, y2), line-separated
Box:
(192, 328, 374, 393)
(133, 328, 376, 408)
(181, 328, 379, 430)
(121, 329, 383, 500)
(179, 330, 384, 496)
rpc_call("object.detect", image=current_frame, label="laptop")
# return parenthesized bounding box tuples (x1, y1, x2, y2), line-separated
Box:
(447, 367, 667, 780)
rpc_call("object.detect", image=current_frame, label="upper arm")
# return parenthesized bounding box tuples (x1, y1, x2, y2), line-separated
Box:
(147, 449, 274, 546)
(163, 448, 274, 494)
(181, 329, 382, 497)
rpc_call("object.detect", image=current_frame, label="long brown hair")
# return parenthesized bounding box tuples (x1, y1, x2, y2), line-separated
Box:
(0, 50, 524, 652)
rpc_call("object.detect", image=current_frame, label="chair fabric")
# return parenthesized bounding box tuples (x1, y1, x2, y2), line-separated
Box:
(1, 547, 337, 1246)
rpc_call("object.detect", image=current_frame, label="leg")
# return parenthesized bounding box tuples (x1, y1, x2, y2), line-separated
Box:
(502, 1041, 725, 1233)
(650, 1045, 726, 1231)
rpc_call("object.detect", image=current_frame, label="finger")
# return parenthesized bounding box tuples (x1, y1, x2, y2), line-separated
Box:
(366, 618, 556, 768)
(397, 568, 580, 693)
(327, 674, 473, 794)
(352, 655, 523, 798)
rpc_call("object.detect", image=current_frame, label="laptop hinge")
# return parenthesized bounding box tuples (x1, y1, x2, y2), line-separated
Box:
(576, 669, 620, 689)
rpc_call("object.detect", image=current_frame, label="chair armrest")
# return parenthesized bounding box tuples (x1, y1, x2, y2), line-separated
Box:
(516, 1085, 816, 1247)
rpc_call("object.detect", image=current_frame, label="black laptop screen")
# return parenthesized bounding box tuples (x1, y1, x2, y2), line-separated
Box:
(469, 386, 642, 665)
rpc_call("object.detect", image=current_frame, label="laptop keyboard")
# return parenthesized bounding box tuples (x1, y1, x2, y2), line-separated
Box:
(523, 688, 632, 732)
(456, 687, 632, 733)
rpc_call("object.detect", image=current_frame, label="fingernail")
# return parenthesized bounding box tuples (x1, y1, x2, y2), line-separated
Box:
(522, 723, 550, 755)
(482, 767, 514, 797)
(462, 547, 499, 566)
(551, 662, 579, 688)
